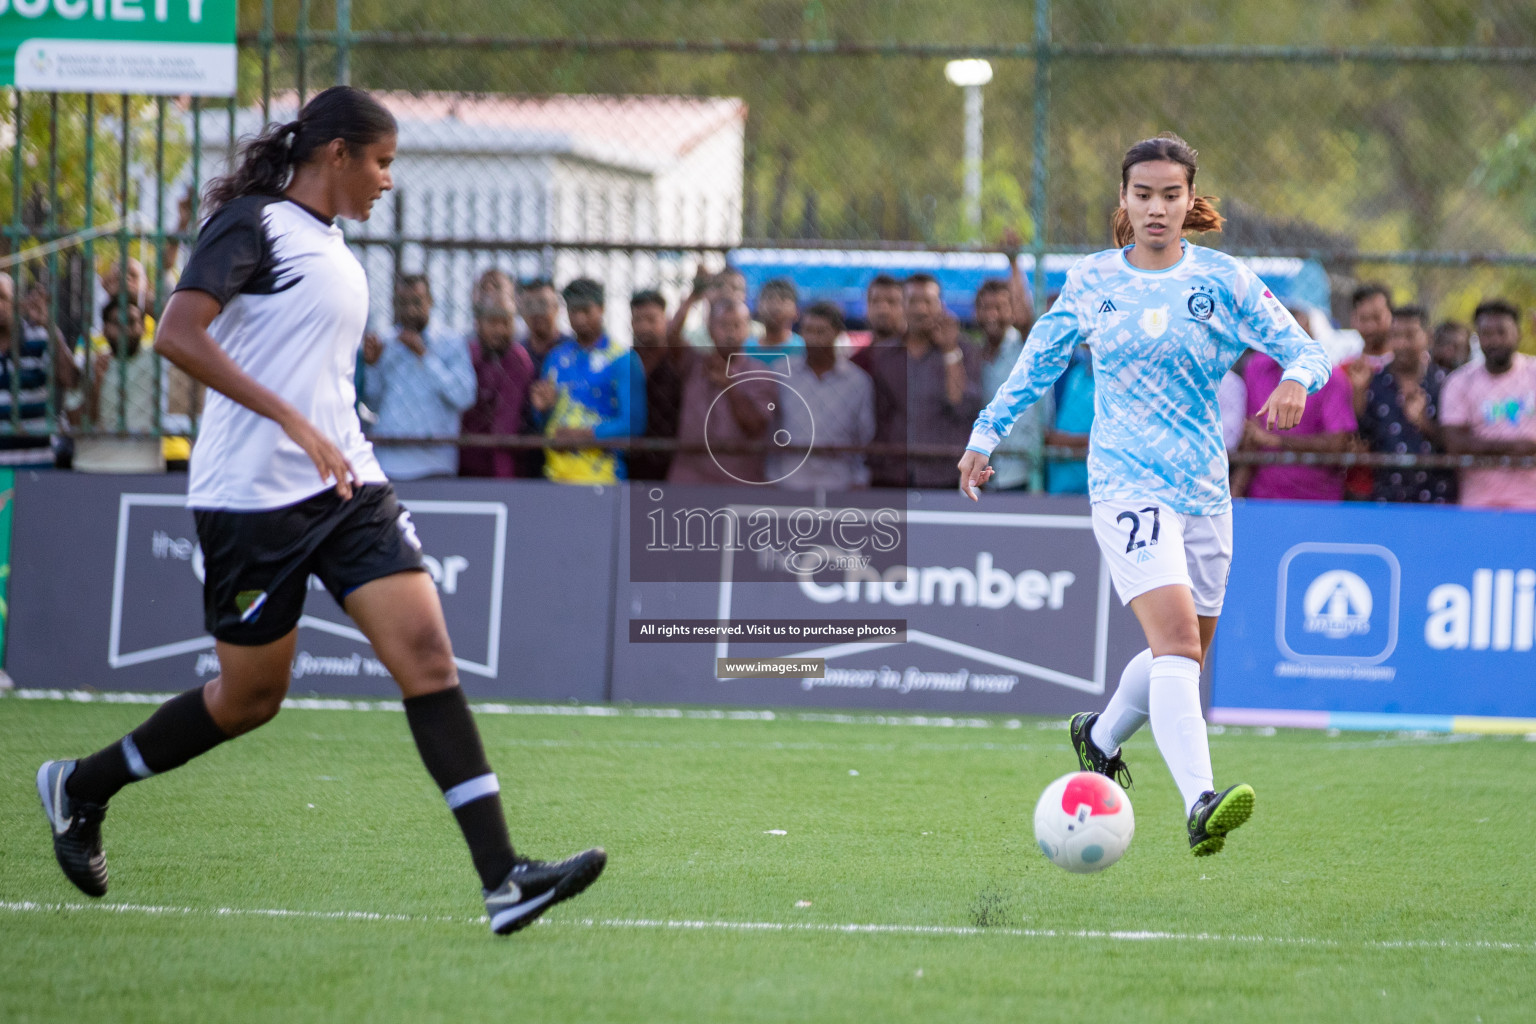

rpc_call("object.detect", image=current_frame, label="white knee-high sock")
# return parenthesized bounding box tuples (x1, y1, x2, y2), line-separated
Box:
(1148, 655, 1214, 814)
(1090, 649, 1153, 755)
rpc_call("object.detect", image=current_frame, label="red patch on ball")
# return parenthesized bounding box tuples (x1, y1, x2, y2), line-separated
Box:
(1061, 773, 1122, 817)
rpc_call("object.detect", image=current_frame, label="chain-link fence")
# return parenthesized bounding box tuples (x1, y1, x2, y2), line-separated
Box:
(3, 0, 1535, 488)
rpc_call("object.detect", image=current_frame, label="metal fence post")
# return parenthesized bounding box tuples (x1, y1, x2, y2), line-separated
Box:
(114, 94, 130, 434)
(7, 93, 21, 435)
(45, 94, 59, 433)
(336, 0, 353, 87)
(297, 0, 313, 107)
(1029, 0, 1051, 314)
(82, 93, 95, 405)
(152, 97, 166, 438)
(260, 0, 275, 124)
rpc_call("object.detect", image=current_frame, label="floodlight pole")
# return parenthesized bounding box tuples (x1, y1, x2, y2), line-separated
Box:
(962, 83, 983, 241)
(945, 59, 992, 242)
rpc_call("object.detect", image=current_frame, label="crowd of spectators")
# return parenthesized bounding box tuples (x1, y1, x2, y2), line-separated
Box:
(1, 252, 203, 472)
(1222, 284, 1536, 510)
(4, 253, 1533, 510)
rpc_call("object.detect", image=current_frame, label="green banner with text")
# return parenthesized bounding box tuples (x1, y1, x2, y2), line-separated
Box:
(0, 0, 236, 96)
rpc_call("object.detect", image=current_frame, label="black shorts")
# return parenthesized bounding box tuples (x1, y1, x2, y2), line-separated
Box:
(194, 483, 425, 646)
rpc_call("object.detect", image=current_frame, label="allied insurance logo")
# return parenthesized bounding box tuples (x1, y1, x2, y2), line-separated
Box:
(1302, 570, 1373, 638)
(1276, 542, 1400, 664)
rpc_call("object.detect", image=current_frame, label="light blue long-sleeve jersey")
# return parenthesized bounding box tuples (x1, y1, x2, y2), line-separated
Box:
(967, 243, 1332, 515)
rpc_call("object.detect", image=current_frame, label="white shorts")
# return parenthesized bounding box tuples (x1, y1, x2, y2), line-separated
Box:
(1090, 499, 1234, 616)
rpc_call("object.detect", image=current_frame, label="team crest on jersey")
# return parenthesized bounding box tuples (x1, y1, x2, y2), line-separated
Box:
(236, 590, 269, 623)
(1139, 305, 1169, 338)
(1097, 299, 1116, 313)
(1187, 287, 1215, 321)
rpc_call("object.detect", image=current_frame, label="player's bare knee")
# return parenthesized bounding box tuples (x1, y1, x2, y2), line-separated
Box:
(205, 674, 287, 735)
(1149, 632, 1202, 663)
(411, 656, 458, 694)
(397, 624, 458, 691)
(242, 692, 286, 731)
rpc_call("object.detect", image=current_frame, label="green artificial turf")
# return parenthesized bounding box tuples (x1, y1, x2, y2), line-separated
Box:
(2, 695, 1534, 1023)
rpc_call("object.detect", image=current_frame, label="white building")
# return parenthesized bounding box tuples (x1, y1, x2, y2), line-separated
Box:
(187, 91, 746, 342)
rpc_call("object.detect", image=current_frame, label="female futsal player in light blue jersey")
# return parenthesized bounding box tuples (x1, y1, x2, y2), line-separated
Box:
(957, 133, 1331, 856)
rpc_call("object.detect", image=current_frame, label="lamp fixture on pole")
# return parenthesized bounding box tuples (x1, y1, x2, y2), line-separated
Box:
(945, 59, 993, 241)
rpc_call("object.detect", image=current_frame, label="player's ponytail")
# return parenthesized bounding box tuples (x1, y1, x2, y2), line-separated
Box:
(1111, 131, 1224, 246)
(203, 86, 397, 214)
(1112, 207, 1133, 247)
(1183, 194, 1225, 237)
(203, 120, 300, 212)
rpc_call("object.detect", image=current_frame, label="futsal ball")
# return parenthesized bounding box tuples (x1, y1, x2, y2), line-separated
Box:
(1033, 771, 1135, 874)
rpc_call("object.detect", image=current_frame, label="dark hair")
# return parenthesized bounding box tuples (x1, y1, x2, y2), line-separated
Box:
(630, 289, 666, 311)
(1351, 283, 1392, 309)
(759, 277, 798, 303)
(1391, 304, 1428, 329)
(717, 267, 746, 283)
(473, 301, 514, 319)
(518, 277, 555, 294)
(1432, 319, 1469, 343)
(1112, 132, 1224, 247)
(475, 268, 512, 292)
(904, 272, 940, 292)
(203, 87, 396, 213)
(975, 279, 1011, 305)
(1473, 299, 1521, 327)
(802, 300, 845, 333)
(395, 272, 430, 297)
(867, 273, 902, 293)
(562, 277, 605, 309)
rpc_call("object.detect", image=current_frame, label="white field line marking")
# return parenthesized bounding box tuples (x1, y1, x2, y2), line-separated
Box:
(4, 690, 1505, 744)
(0, 899, 463, 925)
(555, 918, 1536, 953)
(2, 900, 1532, 953)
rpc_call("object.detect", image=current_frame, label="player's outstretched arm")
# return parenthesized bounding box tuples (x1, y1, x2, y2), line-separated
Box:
(967, 271, 1084, 466)
(157, 289, 359, 498)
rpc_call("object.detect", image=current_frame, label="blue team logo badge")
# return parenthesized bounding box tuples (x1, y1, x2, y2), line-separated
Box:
(1275, 543, 1400, 664)
(1187, 291, 1215, 321)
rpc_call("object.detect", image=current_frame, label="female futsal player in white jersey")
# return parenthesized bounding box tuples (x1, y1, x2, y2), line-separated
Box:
(958, 133, 1331, 856)
(37, 87, 604, 932)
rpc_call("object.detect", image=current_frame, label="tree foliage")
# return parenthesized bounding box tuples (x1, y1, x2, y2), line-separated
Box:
(240, 0, 1535, 313)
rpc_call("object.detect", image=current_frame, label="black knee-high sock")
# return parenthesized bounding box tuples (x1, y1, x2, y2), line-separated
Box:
(66, 686, 232, 806)
(403, 687, 517, 890)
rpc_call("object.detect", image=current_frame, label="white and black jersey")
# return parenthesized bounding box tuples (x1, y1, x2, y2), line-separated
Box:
(174, 194, 385, 510)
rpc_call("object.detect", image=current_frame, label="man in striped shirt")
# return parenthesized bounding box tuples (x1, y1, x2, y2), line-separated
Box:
(1, 275, 77, 466)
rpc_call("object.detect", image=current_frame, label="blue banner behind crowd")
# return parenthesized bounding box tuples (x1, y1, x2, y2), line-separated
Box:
(1213, 500, 1536, 728)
